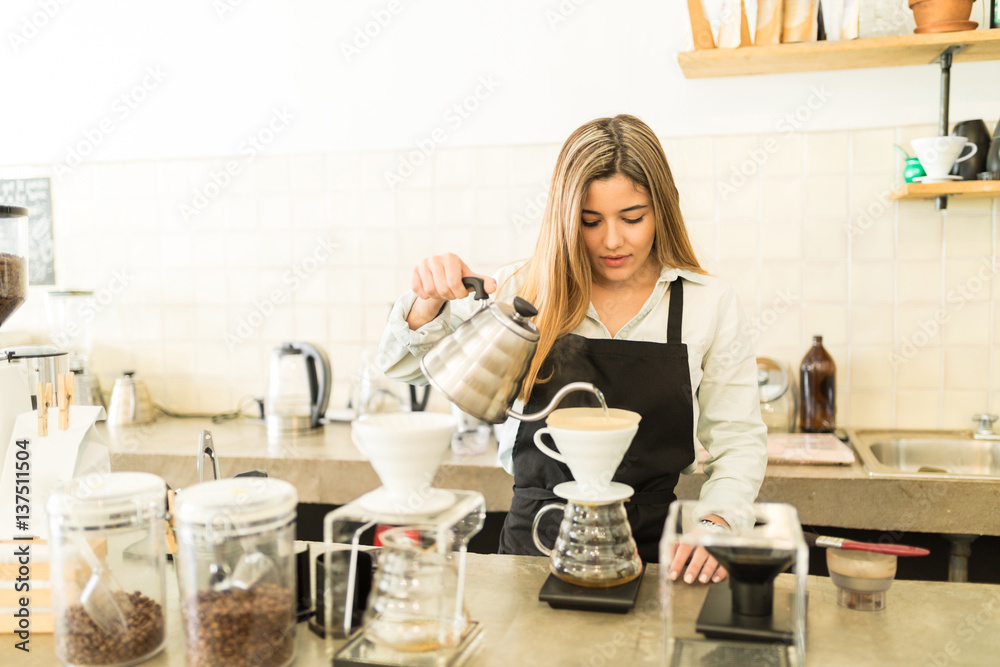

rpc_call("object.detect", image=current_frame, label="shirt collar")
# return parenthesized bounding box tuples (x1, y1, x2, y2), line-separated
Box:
(658, 266, 710, 286)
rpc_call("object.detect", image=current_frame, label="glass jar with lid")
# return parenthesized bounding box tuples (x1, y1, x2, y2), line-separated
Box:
(47, 472, 168, 667)
(0, 205, 29, 328)
(174, 477, 298, 667)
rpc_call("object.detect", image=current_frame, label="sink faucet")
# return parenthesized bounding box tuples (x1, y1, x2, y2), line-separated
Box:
(971, 414, 1000, 440)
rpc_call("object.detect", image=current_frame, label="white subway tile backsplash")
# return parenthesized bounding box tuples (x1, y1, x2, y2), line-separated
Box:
(803, 261, 847, 302)
(850, 261, 894, 303)
(851, 128, 896, 173)
(945, 218, 992, 259)
(806, 132, 850, 175)
(897, 261, 942, 303)
(18, 122, 1000, 428)
(943, 301, 991, 346)
(898, 215, 943, 259)
(944, 347, 990, 389)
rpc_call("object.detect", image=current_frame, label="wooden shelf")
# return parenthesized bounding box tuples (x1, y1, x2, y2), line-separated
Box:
(889, 181, 1000, 201)
(677, 30, 1000, 78)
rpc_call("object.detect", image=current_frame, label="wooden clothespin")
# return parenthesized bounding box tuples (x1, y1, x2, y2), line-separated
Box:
(37, 381, 53, 437)
(58, 373, 72, 430)
(67, 372, 76, 405)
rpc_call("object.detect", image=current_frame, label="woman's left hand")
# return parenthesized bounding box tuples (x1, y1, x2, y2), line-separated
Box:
(667, 515, 730, 584)
(668, 544, 728, 584)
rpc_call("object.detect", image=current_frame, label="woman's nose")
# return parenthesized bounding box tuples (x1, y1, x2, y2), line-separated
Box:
(604, 222, 623, 249)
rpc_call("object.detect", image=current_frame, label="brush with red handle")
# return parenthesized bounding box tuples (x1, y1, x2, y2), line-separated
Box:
(805, 532, 930, 557)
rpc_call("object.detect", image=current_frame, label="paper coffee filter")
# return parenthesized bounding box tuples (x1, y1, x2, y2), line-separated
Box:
(546, 407, 641, 430)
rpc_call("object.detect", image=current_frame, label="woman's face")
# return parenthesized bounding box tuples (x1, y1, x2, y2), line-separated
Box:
(580, 173, 658, 288)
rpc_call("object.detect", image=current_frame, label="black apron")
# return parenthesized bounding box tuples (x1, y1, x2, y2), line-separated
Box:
(498, 278, 694, 563)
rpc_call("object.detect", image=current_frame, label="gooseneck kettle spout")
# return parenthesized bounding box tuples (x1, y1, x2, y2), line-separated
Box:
(506, 381, 605, 422)
(419, 277, 604, 423)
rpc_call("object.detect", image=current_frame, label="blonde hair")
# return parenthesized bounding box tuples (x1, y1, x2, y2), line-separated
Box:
(516, 114, 705, 401)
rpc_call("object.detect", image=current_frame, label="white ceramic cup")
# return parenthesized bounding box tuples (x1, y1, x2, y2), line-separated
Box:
(911, 136, 978, 178)
(351, 412, 457, 502)
(533, 407, 641, 492)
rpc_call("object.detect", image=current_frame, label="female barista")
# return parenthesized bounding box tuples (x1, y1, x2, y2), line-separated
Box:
(377, 114, 767, 584)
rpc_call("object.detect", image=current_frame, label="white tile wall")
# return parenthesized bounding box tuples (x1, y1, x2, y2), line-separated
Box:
(2, 123, 998, 429)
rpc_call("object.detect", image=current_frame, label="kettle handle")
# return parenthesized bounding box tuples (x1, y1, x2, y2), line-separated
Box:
(293, 342, 332, 429)
(461, 277, 490, 301)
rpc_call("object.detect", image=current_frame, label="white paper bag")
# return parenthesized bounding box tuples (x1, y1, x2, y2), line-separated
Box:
(0, 406, 108, 541)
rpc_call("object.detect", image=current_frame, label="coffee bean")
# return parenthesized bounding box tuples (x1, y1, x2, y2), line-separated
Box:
(184, 583, 295, 667)
(58, 590, 164, 666)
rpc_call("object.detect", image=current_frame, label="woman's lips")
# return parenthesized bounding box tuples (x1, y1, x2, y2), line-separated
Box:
(601, 255, 630, 268)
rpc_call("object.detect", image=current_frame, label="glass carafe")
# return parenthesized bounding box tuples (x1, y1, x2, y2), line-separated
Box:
(363, 525, 468, 652)
(47, 472, 168, 667)
(532, 499, 642, 587)
(174, 478, 298, 667)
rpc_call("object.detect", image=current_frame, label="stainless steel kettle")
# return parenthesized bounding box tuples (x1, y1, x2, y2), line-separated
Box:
(266, 341, 332, 436)
(419, 277, 600, 424)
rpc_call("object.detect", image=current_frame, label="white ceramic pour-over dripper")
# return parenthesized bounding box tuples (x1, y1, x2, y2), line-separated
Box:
(533, 408, 641, 495)
(352, 413, 458, 511)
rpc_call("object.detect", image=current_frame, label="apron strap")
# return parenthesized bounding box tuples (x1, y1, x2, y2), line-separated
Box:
(511, 486, 560, 502)
(667, 277, 683, 344)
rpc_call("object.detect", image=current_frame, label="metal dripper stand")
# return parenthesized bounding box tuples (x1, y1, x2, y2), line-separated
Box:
(661, 501, 808, 667)
(322, 489, 486, 667)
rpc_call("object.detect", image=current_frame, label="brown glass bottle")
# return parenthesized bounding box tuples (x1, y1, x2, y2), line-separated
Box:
(799, 335, 836, 433)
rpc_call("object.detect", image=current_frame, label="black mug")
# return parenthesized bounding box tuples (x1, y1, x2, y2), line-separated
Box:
(950, 119, 990, 180)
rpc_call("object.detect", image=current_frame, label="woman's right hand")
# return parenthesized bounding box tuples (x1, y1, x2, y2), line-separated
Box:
(406, 254, 496, 330)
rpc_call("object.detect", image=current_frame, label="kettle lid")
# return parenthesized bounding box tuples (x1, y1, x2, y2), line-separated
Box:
(757, 357, 790, 402)
(490, 297, 540, 341)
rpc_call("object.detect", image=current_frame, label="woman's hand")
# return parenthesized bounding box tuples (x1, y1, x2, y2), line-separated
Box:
(667, 515, 730, 584)
(406, 254, 496, 330)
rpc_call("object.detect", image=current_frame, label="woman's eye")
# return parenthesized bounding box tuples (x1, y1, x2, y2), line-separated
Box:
(623, 216, 644, 224)
(582, 219, 600, 227)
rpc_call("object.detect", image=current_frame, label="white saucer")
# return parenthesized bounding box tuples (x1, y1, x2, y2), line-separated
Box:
(553, 481, 634, 503)
(357, 487, 456, 516)
(913, 175, 962, 183)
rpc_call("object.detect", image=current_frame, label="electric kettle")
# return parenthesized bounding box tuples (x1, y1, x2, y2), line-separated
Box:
(266, 341, 331, 436)
(419, 277, 600, 424)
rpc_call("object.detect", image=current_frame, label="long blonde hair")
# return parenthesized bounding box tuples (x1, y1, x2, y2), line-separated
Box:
(516, 114, 705, 401)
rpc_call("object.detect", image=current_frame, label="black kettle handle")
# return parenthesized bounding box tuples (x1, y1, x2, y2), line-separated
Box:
(462, 277, 489, 301)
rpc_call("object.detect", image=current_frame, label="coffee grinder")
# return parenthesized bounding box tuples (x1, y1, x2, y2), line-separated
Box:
(0, 206, 32, 449)
(321, 412, 486, 667)
(661, 501, 808, 667)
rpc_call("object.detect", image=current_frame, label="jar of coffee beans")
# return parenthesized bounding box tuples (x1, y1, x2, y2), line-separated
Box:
(47, 472, 168, 666)
(174, 478, 298, 667)
(0, 205, 29, 327)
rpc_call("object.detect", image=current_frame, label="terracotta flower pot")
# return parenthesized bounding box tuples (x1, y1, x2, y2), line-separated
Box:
(908, 0, 975, 28)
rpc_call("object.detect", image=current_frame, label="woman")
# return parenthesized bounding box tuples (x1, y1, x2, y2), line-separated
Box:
(378, 114, 766, 584)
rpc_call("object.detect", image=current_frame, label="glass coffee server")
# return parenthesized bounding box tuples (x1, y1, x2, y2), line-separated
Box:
(322, 412, 486, 667)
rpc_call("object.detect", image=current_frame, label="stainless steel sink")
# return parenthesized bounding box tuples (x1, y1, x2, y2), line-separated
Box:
(849, 429, 1000, 480)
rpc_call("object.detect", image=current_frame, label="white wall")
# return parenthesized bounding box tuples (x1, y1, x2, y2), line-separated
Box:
(4, 0, 999, 166)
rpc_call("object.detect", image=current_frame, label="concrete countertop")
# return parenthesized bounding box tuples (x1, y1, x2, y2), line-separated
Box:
(7, 550, 1000, 666)
(103, 416, 1000, 536)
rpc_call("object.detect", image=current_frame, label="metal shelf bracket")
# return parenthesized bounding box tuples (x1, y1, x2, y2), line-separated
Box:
(932, 44, 971, 211)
